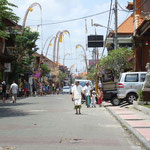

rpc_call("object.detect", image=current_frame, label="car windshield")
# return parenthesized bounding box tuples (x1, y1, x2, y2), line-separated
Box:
(78, 81, 93, 87)
(63, 86, 69, 89)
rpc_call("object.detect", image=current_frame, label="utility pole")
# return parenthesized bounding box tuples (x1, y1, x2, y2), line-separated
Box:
(114, 0, 118, 50)
(133, 0, 136, 36)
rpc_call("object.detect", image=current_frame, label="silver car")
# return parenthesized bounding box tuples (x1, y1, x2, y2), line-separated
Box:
(117, 72, 146, 103)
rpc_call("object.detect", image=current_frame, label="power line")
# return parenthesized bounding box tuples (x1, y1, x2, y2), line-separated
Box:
(28, 10, 111, 27)
(101, 0, 113, 57)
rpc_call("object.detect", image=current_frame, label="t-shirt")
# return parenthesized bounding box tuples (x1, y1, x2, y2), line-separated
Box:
(72, 85, 83, 100)
(83, 85, 91, 96)
(10, 83, 18, 94)
(2, 84, 6, 93)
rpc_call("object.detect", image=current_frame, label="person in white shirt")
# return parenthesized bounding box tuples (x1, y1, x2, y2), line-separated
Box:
(72, 81, 83, 115)
(83, 82, 91, 108)
(10, 81, 18, 103)
(91, 90, 96, 108)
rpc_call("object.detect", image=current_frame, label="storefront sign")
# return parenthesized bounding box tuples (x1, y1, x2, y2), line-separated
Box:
(4, 63, 11, 72)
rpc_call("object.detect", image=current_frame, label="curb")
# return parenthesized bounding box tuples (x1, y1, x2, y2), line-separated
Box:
(133, 101, 150, 116)
(105, 106, 150, 150)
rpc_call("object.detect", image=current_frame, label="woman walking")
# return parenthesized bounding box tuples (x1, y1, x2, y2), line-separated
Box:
(2, 81, 7, 103)
(97, 87, 103, 107)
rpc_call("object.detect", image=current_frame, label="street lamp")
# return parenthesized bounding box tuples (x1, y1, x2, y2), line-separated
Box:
(93, 23, 113, 30)
(63, 53, 70, 66)
(76, 44, 88, 74)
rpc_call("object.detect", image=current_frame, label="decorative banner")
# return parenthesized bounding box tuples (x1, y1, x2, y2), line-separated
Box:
(4, 63, 11, 72)
(33, 71, 40, 79)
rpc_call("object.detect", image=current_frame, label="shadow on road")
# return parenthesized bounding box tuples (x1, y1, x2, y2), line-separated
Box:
(0, 107, 34, 118)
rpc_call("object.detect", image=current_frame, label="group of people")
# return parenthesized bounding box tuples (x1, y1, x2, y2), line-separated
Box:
(1, 81, 18, 103)
(72, 81, 103, 115)
(0, 79, 52, 103)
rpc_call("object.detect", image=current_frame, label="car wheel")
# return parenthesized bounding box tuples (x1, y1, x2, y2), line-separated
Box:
(111, 97, 120, 106)
(126, 93, 137, 104)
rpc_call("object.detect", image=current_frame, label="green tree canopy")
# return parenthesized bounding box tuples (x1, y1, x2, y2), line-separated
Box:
(0, 0, 19, 39)
(99, 48, 133, 79)
(9, 27, 39, 81)
(58, 71, 67, 82)
(40, 64, 50, 77)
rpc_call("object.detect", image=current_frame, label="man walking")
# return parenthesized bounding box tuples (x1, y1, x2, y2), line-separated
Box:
(72, 81, 83, 115)
(83, 82, 91, 108)
(10, 81, 18, 103)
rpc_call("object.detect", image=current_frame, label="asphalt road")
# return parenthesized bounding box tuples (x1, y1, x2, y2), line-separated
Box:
(0, 94, 144, 150)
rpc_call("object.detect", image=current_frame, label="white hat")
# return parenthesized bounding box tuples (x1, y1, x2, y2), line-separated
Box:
(2, 81, 6, 85)
(92, 90, 96, 93)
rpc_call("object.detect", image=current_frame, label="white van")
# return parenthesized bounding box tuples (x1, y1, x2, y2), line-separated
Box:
(117, 72, 146, 104)
(74, 79, 93, 89)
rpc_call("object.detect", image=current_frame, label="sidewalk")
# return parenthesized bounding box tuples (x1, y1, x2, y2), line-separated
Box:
(104, 102, 150, 150)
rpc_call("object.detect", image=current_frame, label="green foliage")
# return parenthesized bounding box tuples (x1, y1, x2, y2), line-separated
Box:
(40, 64, 50, 77)
(58, 71, 67, 82)
(87, 67, 96, 82)
(99, 48, 133, 79)
(137, 89, 143, 101)
(0, 0, 19, 39)
(11, 27, 39, 76)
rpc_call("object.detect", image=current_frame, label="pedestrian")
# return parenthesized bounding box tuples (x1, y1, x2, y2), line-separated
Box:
(9, 81, 18, 103)
(27, 82, 30, 97)
(23, 80, 28, 97)
(83, 81, 91, 108)
(97, 87, 103, 107)
(91, 90, 96, 108)
(18, 79, 22, 97)
(32, 79, 37, 96)
(98, 81, 102, 88)
(1, 81, 7, 103)
(72, 81, 83, 115)
(52, 83, 55, 94)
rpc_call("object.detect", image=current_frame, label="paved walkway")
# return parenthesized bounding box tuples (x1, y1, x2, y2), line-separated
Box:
(104, 102, 150, 150)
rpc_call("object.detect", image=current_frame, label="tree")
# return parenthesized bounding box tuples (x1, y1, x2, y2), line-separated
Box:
(9, 27, 39, 80)
(0, 0, 19, 39)
(87, 67, 96, 82)
(58, 71, 67, 83)
(99, 48, 133, 79)
(40, 64, 50, 78)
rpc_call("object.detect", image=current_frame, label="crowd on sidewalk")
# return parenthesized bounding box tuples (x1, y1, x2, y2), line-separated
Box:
(0, 79, 62, 104)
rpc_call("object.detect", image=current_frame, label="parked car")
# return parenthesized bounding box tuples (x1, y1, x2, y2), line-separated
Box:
(74, 79, 94, 89)
(103, 89, 121, 106)
(117, 72, 146, 104)
(62, 86, 71, 94)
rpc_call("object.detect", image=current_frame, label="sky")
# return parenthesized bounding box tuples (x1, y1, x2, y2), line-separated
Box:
(8, 0, 132, 74)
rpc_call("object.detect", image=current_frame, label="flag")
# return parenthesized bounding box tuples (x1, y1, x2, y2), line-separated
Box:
(29, 7, 33, 12)
(76, 45, 79, 49)
(59, 34, 62, 42)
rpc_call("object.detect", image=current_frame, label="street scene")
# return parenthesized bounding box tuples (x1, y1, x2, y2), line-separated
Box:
(1, 0, 150, 149)
(0, 95, 146, 150)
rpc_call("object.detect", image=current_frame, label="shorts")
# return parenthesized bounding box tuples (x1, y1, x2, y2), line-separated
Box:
(12, 93, 17, 100)
(2, 92, 7, 98)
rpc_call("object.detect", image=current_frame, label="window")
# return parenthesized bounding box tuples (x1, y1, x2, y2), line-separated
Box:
(140, 74, 146, 82)
(125, 74, 138, 82)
